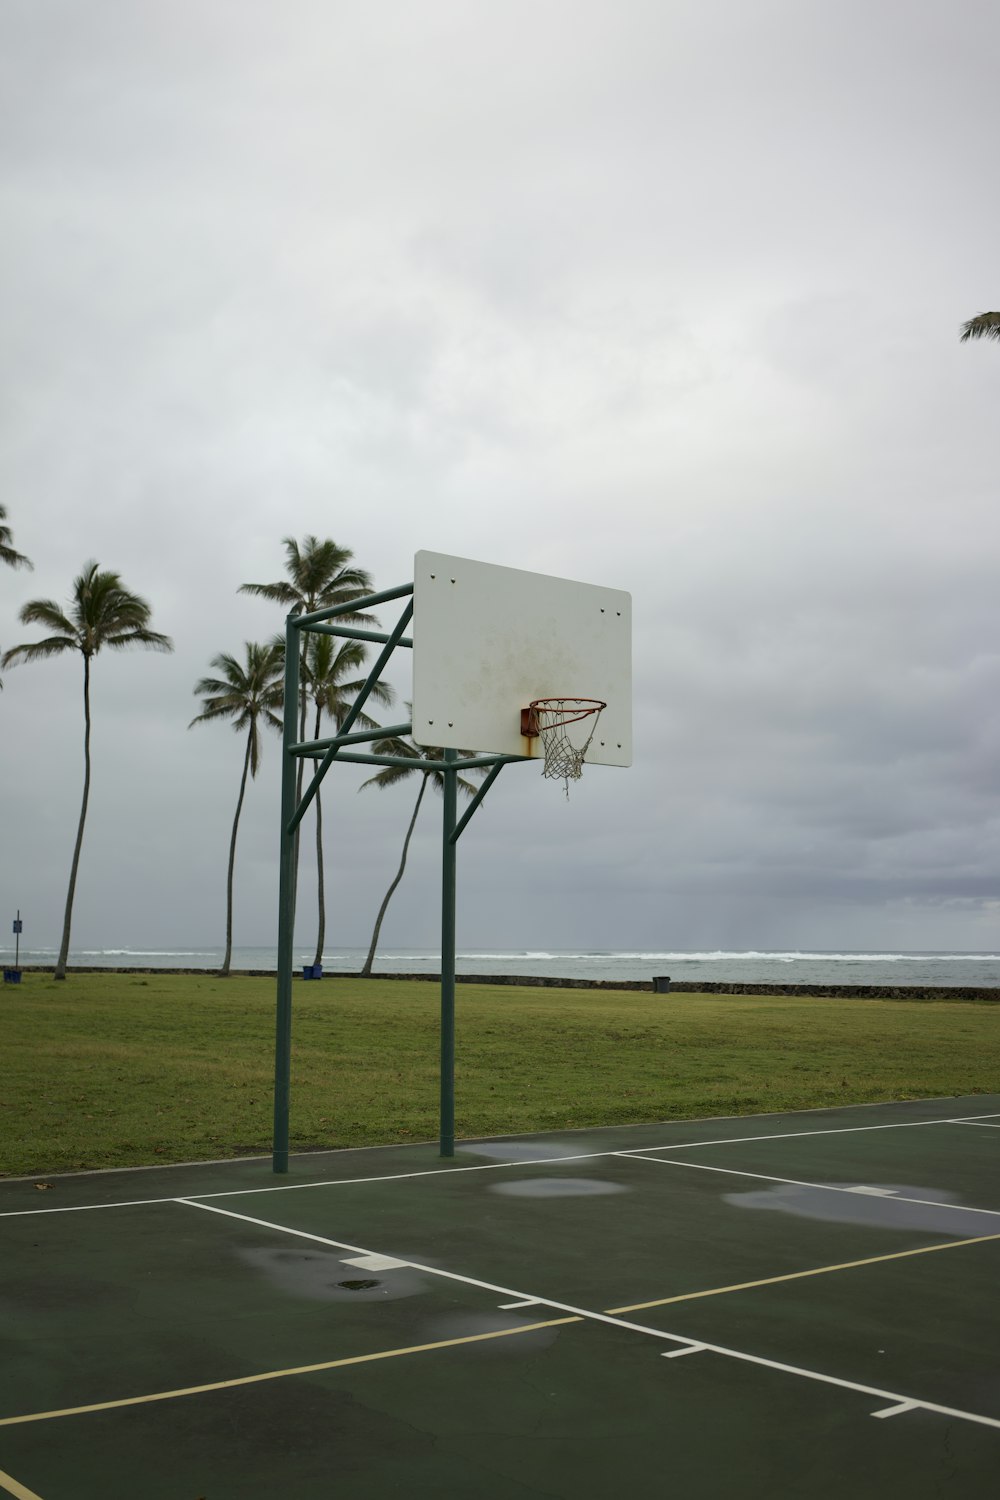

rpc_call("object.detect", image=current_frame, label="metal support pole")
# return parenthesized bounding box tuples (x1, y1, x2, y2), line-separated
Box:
(440, 748, 458, 1157)
(273, 612, 301, 1173)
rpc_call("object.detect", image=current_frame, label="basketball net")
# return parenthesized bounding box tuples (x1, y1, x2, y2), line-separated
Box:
(526, 698, 606, 798)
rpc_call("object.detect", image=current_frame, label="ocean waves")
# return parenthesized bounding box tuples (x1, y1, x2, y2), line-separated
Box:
(3, 945, 997, 988)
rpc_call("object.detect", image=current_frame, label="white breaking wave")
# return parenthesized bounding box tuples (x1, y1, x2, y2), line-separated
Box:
(463, 951, 558, 960)
(582, 950, 1000, 964)
(80, 948, 217, 957)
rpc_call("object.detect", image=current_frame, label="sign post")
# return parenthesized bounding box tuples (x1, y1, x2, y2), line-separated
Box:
(5, 912, 23, 984)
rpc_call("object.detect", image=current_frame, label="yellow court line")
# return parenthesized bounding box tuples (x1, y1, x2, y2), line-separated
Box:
(0, 1467, 45, 1500)
(0, 1319, 579, 1428)
(3, 1229, 999, 1429)
(606, 1229, 1000, 1315)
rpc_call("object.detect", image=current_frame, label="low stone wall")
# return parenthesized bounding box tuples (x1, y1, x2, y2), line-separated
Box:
(658, 981, 1000, 1001)
(376, 974, 1000, 1001)
(18, 967, 1000, 1001)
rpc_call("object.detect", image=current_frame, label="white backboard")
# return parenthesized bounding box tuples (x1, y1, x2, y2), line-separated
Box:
(412, 551, 631, 765)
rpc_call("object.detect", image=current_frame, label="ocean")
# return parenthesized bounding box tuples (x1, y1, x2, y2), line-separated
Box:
(4, 946, 1000, 989)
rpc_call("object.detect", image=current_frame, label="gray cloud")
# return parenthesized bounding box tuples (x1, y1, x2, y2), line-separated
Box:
(2, 0, 999, 956)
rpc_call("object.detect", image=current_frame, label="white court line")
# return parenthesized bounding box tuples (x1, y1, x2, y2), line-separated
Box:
(0, 1092, 970, 1184)
(613, 1113, 1000, 1157)
(950, 1121, 1000, 1130)
(617, 1153, 1000, 1221)
(176, 1197, 1000, 1433)
(177, 1197, 694, 1337)
(3, 1111, 999, 1221)
(872, 1400, 919, 1420)
(341, 1253, 408, 1272)
(0, 1152, 611, 1219)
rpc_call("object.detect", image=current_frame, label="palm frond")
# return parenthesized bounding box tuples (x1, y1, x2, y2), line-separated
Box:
(360, 762, 424, 791)
(372, 734, 422, 759)
(0, 543, 31, 572)
(189, 699, 246, 728)
(238, 581, 301, 606)
(0, 506, 31, 569)
(13, 564, 175, 661)
(959, 311, 1000, 343)
(190, 640, 284, 775)
(240, 536, 377, 624)
(17, 599, 75, 635)
(359, 732, 485, 798)
(1, 635, 76, 668)
(104, 628, 174, 653)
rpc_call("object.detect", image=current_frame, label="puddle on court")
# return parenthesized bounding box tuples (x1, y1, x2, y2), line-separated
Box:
(239, 1247, 426, 1303)
(724, 1183, 985, 1234)
(488, 1177, 629, 1198)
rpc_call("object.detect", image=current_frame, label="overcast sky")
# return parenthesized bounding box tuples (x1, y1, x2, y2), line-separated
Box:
(2, 0, 998, 956)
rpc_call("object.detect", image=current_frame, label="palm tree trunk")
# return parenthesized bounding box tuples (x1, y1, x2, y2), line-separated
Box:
(221, 731, 254, 977)
(312, 700, 325, 969)
(55, 654, 92, 981)
(290, 646, 309, 932)
(360, 775, 428, 977)
(313, 787, 325, 968)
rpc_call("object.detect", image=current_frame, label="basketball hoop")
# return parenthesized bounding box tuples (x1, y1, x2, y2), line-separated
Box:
(521, 698, 606, 795)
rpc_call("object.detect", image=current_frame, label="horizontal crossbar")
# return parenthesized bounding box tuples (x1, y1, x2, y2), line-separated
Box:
(295, 750, 526, 773)
(293, 583, 414, 629)
(300, 623, 413, 648)
(289, 723, 413, 757)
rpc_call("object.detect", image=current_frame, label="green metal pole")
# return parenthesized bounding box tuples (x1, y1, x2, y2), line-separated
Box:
(273, 611, 301, 1173)
(440, 748, 458, 1157)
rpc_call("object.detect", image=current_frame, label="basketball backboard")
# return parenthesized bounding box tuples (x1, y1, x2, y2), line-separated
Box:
(411, 551, 631, 766)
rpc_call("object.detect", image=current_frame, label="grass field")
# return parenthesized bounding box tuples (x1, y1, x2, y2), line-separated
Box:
(2, 971, 999, 1176)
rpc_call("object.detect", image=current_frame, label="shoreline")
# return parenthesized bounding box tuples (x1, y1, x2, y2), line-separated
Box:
(14, 965, 1000, 1000)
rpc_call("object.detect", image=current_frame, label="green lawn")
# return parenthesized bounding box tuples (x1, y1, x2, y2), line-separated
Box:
(2, 971, 998, 1176)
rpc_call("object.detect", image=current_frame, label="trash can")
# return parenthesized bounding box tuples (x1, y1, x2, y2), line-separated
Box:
(302, 964, 323, 980)
(3, 969, 22, 985)
(652, 975, 671, 994)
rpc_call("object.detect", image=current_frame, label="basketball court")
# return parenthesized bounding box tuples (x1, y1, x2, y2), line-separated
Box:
(2, 1093, 999, 1497)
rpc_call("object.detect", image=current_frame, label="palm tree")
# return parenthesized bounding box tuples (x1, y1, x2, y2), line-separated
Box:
(190, 642, 284, 976)
(1, 563, 172, 980)
(302, 632, 393, 969)
(359, 731, 481, 978)
(0, 504, 32, 692)
(960, 312, 1000, 343)
(239, 537, 375, 748)
(239, 537, 376, 930)
(0, 505, 32, 571)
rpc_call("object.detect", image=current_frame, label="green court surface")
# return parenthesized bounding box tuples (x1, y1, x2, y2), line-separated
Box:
(1, 1095, 999, 1498)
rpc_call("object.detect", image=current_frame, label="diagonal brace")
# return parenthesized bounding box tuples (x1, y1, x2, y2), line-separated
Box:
(288, 598, 414, 835)
(450, 760, 508, 843)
